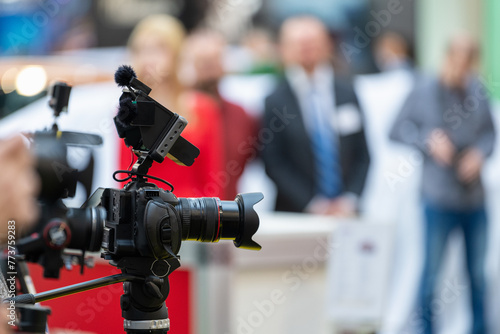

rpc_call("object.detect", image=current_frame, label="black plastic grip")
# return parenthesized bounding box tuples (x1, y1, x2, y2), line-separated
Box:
(8, 294, 36, 305)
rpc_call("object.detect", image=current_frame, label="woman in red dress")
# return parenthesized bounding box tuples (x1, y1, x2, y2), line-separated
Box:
(117, 15, 226, 198)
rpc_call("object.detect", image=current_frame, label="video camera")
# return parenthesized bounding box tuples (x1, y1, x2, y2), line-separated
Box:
(16, 82, 106, 279)
(8, 66, 263, 334)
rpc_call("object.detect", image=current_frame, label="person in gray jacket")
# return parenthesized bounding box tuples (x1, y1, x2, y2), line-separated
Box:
(390, 34, 496, 334)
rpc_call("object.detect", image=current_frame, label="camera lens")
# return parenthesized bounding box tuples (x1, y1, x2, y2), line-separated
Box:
(176, 193, 263, 250)
(66, 207, 107, 252)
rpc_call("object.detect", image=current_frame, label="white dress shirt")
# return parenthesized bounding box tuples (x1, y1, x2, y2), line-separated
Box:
(285, 63, 337, 138)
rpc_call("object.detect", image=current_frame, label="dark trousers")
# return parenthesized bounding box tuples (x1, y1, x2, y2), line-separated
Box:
(417, 202, 488, 334)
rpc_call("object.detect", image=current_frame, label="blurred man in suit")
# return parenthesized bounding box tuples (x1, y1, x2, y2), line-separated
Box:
(262, 16, 370, 215)
(390, 34, 495, 334)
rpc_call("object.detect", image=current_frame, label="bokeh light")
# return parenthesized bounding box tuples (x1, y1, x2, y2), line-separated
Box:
(0, 67, 19, 94)
(15, 66, 48, 96)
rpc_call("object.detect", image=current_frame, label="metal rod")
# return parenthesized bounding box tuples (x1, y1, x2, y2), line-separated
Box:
(9, 274, 142, 304)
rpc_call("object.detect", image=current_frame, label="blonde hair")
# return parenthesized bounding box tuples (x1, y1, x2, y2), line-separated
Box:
(128, 14, 186, 63)
(127, 14, 187, 104)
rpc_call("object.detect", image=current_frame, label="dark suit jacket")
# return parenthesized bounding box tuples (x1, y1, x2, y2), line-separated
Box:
(262, 76, 370, 212)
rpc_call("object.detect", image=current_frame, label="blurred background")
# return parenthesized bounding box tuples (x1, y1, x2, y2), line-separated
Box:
(1, 0, 500, 333)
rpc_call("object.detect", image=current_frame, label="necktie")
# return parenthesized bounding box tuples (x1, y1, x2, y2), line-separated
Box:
(309, 86, 342, 198)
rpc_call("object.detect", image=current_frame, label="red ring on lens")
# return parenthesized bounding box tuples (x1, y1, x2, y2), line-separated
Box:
(43, 220, 71, 250)
(215, 198, 222, 241)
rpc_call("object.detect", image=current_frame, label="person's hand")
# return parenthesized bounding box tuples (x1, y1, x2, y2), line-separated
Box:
(325, 197, 356, 217)
(427, 128, 456, 167)
(305, 196, 356, 217)
(457, 148, 484, 184)
(0, 136, 39, 242)
(305, 197, 331, 215)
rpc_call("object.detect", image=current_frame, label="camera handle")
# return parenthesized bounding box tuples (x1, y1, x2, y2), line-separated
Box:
(6, 262, 145, 334)
(7, 273, 143, 305)
(9, 256, 181, 334)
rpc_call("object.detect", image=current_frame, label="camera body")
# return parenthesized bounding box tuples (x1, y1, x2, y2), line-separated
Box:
(99, 183, 182, 263)
(88, 179, 262, 268)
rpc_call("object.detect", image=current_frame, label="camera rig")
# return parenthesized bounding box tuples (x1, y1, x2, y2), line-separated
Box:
(7, 66, 263, 334)
(17, 81, 105, 279)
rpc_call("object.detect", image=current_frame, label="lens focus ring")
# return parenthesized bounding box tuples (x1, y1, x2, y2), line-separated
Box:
(179, 198, 192, 240)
